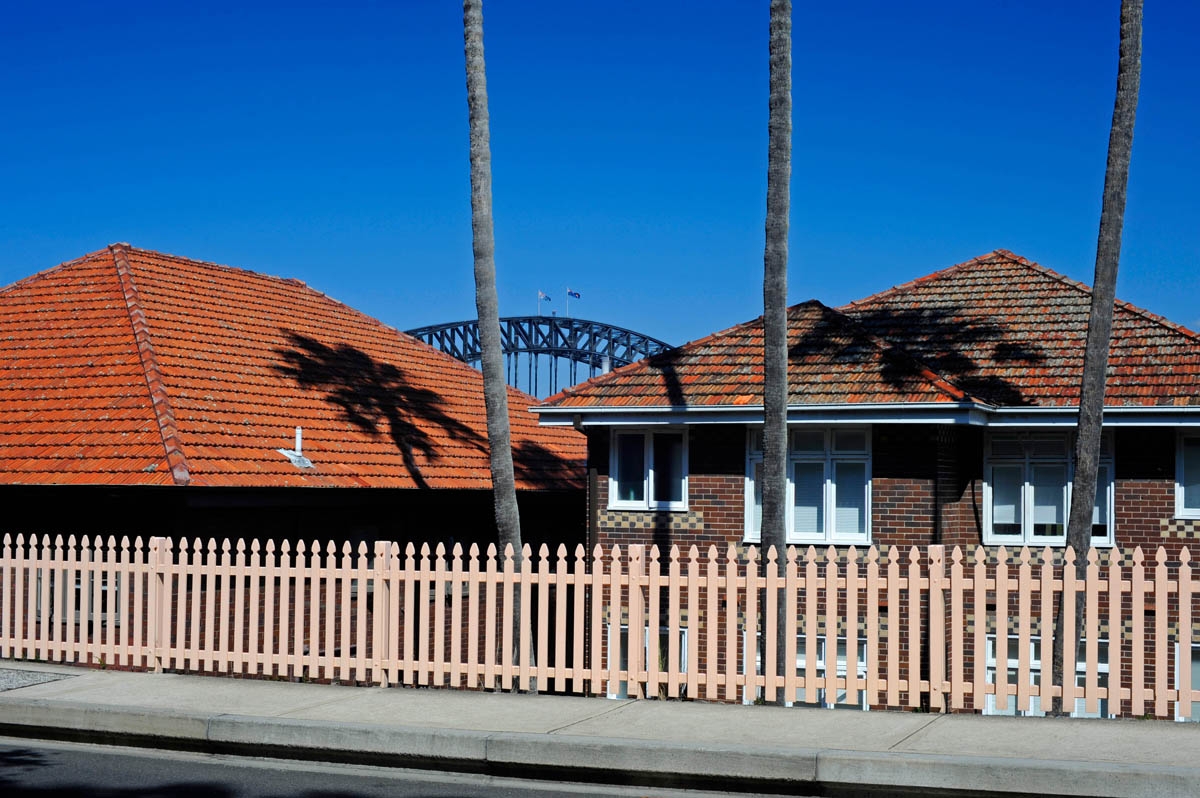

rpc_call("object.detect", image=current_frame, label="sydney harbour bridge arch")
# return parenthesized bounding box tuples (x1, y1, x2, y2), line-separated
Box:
(405, 316, 672, 399)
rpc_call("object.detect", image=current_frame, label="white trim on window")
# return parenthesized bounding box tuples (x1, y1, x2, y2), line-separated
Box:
(1177, 432, 1200, 520)
(608, 428, 688, 511)
(984, 634, 1112, 718)
(745, 426, 871, 545)
(742, 631, 869, 709)
(607, 624, 689, 699)
(982, 431, 1115, 547)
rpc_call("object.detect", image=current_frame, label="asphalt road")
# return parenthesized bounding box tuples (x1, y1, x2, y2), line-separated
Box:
(0, 737, 798, 798)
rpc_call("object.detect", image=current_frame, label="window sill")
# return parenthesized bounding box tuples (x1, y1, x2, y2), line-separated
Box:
(607, 504, 689, 513)
(742, 536, 873, 549)
(981, 538, 1116, 549)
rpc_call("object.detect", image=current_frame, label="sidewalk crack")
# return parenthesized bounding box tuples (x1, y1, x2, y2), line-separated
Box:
(275, 695, 357, 718)
(887, 714, 943, 751)
(546, 700, 631, 734)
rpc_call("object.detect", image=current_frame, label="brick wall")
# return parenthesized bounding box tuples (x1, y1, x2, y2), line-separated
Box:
(937, 427, 985, 548)
(585, 423, 1194, 554)
(1114, 427, 1195, 553)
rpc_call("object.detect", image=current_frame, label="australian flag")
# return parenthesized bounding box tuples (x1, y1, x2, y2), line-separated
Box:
(567, 289, 581, 299)
(538, 290, 551, 301)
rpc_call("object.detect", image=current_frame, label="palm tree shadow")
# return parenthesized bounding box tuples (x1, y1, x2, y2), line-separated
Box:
(636, 348, 688, 408)
(274, 332, 492, 489)
(511, 438, 583, 489)
(801, 303, 1045, 405)
(621, 301, 1044, 410)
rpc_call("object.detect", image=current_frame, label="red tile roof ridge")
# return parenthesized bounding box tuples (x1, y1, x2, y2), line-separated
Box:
(839, 249, 1034, 310)
(977, 249, 1200, 346)
(119, 245, 538, 393)
(1013, 254, 1200, 346)
(0, 247, 116, 297)
(841, 248, 1200, 344)
(1111, 298, 1200, 342)
(110, 244, 192, 486)
(132, 246, 551, 410)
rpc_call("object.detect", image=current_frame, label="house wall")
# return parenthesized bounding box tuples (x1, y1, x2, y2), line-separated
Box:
(871, 425, 938, 550)
(1114, 427, 1198, 552)
(585, 424, 1194, 553)
(586, 426, 744, 554)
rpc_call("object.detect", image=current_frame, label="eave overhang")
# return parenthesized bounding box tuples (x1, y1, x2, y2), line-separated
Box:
(535, 402, 1200, 428)
(986, 405, 1200, 427)
(534, 401, 991, 427)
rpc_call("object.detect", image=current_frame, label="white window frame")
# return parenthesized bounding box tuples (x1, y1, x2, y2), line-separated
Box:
(742, 631, 868, 709)
(984, 634, 1112, 718)
(608, 429, 688, 511)
(607, 624, 689, 699)
(744, 426, 871, 545)
(1177, 431, 1200, 520)
(982, 431, 1115, 547)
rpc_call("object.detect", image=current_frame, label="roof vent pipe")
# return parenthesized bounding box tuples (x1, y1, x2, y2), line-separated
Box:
(601, 355, 611, 374)
(278, 426, 315, 469)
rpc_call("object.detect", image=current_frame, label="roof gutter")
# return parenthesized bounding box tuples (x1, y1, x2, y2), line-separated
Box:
(535, 401, 991, 427)
(988, 405, 1200, 427)
(536, 402, 1200, 428)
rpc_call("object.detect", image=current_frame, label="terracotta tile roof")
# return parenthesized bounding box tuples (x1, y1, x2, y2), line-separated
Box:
(841, 250, 1200, 407)
(543, 250, 1200, 411)
(542, 301, 970, 408)
(0, 245, 583, 488)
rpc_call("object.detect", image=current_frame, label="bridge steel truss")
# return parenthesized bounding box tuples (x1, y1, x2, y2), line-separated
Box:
(405, 315, 672, 398)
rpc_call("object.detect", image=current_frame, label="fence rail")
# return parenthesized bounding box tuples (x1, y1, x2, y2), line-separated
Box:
(0, 533, 1196, 718)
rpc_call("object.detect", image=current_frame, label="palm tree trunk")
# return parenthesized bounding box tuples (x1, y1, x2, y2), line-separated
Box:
(1052, 0, 1141, 716)
(761, 0, 792, 706)
(463, 0, 526, 689)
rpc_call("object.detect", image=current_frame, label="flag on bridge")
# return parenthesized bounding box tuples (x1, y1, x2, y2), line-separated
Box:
(567, 289, 581, 299)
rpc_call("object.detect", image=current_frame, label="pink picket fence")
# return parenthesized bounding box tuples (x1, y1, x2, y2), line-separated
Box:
(0, 533, 1196, 719)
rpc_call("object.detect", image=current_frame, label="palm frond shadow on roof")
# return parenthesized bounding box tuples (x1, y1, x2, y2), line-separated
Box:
(829, 304, 1043, 407)
(273, 332, 490, 489)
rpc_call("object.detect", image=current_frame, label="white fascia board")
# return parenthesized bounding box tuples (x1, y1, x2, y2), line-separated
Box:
(537, 402, 1200, 428)
(535, 402, 988, 427)
(988, 406, 1200, 427)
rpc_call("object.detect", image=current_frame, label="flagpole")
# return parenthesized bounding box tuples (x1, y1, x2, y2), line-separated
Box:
(565, 287, 569, 317)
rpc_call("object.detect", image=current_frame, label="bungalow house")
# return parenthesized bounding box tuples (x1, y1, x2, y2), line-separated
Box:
(0, 244, 585, 549)
(536, 250, 1200, 714)
(536, 249, 1199, 554)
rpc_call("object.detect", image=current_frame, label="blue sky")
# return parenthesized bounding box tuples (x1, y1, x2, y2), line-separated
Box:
(2, 1, 1197, 348)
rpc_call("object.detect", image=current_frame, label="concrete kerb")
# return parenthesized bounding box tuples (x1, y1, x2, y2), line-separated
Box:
(0, 699, 819, 787)
(207, 714, 491, 762)
(2, 696, 1200, 797)
(482, 732, 820, 784)
(815, 750, 1200, 798)
(0, 698, 210, 741)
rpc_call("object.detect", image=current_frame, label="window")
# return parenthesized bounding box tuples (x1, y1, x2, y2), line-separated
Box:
(609, 429, 687, 510)
(984, 432, 1114, 546)
(743, 632, 868, 709)
(745, 427, 870, 544)
(984, 635, 1111, 718)
(607, 624, 688, 699)
(1178, 433, 1200, 519)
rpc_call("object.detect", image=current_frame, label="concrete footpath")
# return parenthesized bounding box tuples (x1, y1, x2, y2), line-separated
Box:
(0, 660, 1197, 797)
